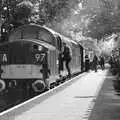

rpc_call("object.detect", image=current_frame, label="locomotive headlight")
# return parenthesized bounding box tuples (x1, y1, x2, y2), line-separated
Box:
(0, 80, 6, 92)
(38, 46, 43, 51)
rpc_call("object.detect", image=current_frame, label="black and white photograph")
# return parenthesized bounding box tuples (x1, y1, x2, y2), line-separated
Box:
(0, 0, 120, 120)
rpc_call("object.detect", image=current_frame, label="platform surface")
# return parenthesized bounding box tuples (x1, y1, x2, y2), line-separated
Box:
(9, 70, 107, 120)
(89, 71, 120, 120)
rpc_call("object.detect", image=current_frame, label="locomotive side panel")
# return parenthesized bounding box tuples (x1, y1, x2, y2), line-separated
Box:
(71, 43, 82, 73)
(47, 50, 59, 83)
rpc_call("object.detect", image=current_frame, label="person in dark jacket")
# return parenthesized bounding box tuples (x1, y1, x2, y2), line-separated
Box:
(109, 56, 114, 69)
(85, 55, 90, 72)
(62, 43, 72, 77)
(99, 56, 105, 70)
(93, 55, 98, 72)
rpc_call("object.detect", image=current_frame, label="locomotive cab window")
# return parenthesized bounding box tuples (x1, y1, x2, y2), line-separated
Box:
(33, 44, 39, 50)
(54, 35, 62, 51)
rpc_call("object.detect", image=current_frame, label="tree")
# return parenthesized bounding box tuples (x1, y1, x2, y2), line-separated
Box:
(13, 1, 33, 21)
(0, 0, 73, 41)
(84, 0, 120, 40)
(1, 0, 34, 42)
(35, 0, 71, 25)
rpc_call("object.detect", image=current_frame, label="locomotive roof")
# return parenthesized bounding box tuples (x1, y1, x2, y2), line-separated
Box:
(8, 24, 56, 50)
(43, 26, 78, 45)
(0, 39, 56, 51)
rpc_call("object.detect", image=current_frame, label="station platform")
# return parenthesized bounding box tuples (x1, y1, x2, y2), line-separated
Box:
(88, 71, 120, 120)
(0, 69, 109, 120)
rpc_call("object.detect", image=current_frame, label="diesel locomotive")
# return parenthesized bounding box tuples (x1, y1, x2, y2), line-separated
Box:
(0, 24, 84, 93)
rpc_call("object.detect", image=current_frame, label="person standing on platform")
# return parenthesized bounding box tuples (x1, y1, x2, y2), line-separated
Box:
(109, 56, 114, 69)
(85, 55, 90, 72)
(62, 43, 72, 77)
(99, 55, 105, 70)
(93, 54, 98, 72)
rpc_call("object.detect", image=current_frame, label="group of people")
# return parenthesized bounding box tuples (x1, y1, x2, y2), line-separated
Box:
(109, 56, 119, 69)
(58, 43, 106, 76)
(85, 54, 105, 72)
(58, 42, 107, 76)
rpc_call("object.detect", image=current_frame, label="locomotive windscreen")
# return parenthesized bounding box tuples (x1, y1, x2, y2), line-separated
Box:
(9, 42, 31, 64)
(0, 41, 46, 64)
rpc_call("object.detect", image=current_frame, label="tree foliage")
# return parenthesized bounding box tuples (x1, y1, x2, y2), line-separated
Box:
(0, 0, 35, 42)
(84, 0, 120, 40)
(32, 0, 71, 25)
(1, 0, 72, 29)
(13, 1, 33, 21)
(0, 0, 73, 42)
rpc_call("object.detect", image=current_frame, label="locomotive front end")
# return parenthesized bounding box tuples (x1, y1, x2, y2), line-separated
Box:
(0, 41, 50, 93)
